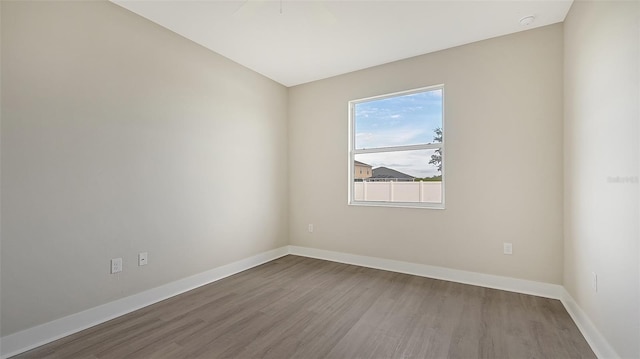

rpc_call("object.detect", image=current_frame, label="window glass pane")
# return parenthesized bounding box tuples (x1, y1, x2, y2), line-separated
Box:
(354, 89, 442, 150)
(354, 149, 442, 203)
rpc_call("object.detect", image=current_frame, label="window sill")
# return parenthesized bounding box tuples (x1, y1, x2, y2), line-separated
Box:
(348, 201, 445, 210)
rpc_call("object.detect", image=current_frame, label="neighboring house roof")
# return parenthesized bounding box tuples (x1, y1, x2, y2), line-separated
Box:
(354, 161, 372, 168)
(372, 167, 415, 179)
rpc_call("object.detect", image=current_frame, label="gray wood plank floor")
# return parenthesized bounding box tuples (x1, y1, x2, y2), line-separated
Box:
(14, 255, 596, 358)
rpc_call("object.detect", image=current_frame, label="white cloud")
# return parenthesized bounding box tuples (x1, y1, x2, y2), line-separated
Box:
(356, 127, 427, 149)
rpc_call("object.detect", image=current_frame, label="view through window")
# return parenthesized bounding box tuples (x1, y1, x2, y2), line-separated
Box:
(349, 85, 444, 207)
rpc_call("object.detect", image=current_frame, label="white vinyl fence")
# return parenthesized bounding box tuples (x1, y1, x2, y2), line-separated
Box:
(354, 181, 442, 203)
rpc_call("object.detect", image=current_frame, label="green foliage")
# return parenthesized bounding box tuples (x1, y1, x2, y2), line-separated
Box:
(428, 127, 443, 172)
(415, 175, 442, 182)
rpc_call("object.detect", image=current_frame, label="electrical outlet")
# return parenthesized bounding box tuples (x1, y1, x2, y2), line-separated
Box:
(308, 224, 314, 233)
(503, 243, 513, 255)
(138, 252, 148, 266)
(592, 272, 598, 292)
(111, 258, 123, 274)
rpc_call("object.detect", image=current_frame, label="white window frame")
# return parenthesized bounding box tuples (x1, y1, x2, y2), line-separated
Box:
(348, 84, 445, 209)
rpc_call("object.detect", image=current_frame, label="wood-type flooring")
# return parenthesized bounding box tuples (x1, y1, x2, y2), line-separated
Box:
(15, 255, 596, 358)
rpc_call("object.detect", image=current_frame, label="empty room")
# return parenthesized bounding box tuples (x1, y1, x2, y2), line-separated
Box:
(1, 0, 638, 358)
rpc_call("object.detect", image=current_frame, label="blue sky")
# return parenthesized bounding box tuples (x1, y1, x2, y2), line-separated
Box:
(354, 89, 442, 178)
(355, 89, 442, 150)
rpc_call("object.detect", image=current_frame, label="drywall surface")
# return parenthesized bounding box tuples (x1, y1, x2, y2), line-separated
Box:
(1, 1, 288, 336)
(564, 1, 640, 357)
(288, 25, 564, 284)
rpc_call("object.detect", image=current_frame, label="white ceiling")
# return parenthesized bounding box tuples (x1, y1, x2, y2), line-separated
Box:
(112, 0, 573, 87)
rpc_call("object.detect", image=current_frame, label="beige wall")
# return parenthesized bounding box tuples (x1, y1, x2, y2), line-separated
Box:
(289, 25, 564, 284)
(0, 1, 288, 336)
(564, 1, 640, 357)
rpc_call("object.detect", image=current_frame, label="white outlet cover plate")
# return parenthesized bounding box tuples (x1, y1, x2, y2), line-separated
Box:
(139, 252, 148, 266)
(111, 258, 123, 274)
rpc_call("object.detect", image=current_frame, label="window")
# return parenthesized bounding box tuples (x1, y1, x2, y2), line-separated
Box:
(348, 85, 444, 208)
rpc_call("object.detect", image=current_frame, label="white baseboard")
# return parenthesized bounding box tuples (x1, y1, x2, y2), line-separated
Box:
(1, 245, 616, 359)
(560, 289, 620, 359)
(288, 245, 563, 299)
(0, 246, 289, 359)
